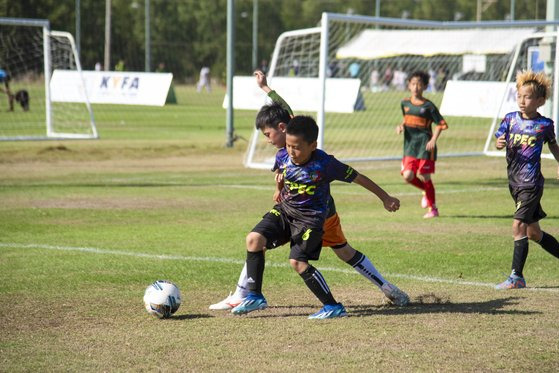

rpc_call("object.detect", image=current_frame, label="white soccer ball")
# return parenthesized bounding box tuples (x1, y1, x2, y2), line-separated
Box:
(143, 280, 182, 319)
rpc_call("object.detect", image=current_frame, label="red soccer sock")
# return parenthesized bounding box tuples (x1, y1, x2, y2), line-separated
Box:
(424, 179, 436, 208)
(407, 176, 425, 191)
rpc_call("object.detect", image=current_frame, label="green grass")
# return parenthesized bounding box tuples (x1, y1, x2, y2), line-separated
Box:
(1, 85, 559, 372)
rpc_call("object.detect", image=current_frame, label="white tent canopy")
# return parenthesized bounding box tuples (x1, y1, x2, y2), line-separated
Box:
(336, 28, 536, 60)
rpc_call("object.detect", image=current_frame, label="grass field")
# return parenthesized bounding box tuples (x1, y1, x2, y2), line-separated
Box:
(1, 85, 559, 372)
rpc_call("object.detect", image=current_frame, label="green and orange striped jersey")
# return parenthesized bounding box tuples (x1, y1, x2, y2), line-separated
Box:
(400, 98, 448, 160)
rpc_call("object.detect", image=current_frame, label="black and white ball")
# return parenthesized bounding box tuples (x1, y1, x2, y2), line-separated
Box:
(143, 280, 182, 319)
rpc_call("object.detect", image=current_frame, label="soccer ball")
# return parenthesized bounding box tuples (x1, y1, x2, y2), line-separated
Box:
(143, 280, 182, 319)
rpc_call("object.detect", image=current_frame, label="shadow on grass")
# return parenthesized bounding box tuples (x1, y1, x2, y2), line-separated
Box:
(243, 296, 539, 318)
(445, 214, 558, 220)
(170, 313, 214, 320)
(445, 214, 512, 219)
(349, 295, 539, 317)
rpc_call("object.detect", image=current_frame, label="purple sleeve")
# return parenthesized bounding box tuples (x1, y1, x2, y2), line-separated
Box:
(272, 148, 287, 172)
(272, 157, 280, 172)
(326, 156, 359, 183)
(544, 119, 556, 144)
(495, 114, 509, 139)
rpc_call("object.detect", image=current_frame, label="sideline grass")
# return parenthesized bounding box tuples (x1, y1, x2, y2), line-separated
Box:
(1, 85, 559, 372)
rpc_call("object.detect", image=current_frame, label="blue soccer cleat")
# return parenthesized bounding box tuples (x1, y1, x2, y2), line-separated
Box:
(308, 303, 348, 319)
(495, 274, 526, 290)
(231, 292, 268, 315)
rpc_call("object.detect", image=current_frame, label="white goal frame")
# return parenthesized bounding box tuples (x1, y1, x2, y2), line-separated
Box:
(0, 17, 98, 141)
(245, 13, 559, 169)
(483, 31, 559, 159)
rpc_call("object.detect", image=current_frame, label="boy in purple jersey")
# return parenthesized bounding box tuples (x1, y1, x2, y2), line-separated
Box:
(210, 71, 409, 311)
(494, 70, 559, 289)
(231, 115, 400, 319)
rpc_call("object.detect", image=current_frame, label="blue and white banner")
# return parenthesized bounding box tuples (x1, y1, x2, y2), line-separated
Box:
(50, 70, 173, 106)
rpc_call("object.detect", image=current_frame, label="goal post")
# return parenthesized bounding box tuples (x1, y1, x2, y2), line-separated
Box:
(483, 31, 559, 159)
(245, 13, 559, 169)
(0, 17, 97, 141)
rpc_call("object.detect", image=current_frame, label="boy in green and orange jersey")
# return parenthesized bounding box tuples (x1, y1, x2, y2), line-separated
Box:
(396, 71, 448, 218)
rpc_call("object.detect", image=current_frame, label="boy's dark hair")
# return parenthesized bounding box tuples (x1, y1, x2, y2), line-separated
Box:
(409, 70, 429, 86)
(255, 102, 290, 130)
(286, 115, 318, 144)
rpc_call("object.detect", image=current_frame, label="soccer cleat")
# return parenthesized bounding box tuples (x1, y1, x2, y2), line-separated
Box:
(495, 274, 526, 290)
(308, 303, 348, 319)
(421, 193, 428, 209)
(231, 292, 268, 315)
(209, 292, 245, 310)
(423, 207, 439, 219)
(381, 283, 410, 306)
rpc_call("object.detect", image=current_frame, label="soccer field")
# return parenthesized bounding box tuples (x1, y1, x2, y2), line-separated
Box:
(1, 85, 558, 372)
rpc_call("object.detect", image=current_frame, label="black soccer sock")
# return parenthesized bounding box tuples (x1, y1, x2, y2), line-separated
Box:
(246, 251, 265, 294)
(511, 237, 529, 278)
(537, 232, 559, 259)
(299, 265, 336, 305)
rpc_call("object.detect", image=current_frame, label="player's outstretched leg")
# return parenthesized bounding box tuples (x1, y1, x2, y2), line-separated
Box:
(335, 245, 409, 306)
(209, 263, 249, 310)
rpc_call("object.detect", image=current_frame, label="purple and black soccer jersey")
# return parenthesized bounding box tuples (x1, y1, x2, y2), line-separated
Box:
(495, 111, 557, 187)
(273, 148, 358, 228)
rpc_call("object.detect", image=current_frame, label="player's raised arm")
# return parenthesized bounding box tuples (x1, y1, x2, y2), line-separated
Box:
(255, 70, 294, 118)
(352, 173, 400, 212)
(254, 70, 271, 94)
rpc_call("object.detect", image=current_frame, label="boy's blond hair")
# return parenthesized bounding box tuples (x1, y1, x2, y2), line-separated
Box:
(516, 70, 552, 100)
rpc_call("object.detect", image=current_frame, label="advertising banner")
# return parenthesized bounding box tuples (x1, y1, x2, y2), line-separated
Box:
(50, 70, 173, 106)
(223, 76, 361, 113)
(440, 80, 518, 118)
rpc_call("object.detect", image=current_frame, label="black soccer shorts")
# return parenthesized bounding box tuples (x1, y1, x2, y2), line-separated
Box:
(509, 185, 547, 224)
(251, 206, 324, 262)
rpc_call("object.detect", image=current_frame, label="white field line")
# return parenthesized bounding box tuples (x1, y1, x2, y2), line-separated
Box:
(1, 242, 558, 294)
(219, 184, 503, 197)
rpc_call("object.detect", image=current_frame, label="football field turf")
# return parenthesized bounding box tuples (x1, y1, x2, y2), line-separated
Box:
(1, 85, 558, 372)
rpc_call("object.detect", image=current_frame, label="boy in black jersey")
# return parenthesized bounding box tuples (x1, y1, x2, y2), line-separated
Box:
(210, 71, 409, 312)
(231, 115, 400, 319)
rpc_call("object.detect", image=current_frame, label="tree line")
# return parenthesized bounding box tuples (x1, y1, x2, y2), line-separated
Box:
(0, 0, 548, 83)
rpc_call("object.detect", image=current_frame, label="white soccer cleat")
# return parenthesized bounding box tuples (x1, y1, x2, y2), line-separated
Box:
(209, 292, 245, 310)
(381, 283, 410, 306)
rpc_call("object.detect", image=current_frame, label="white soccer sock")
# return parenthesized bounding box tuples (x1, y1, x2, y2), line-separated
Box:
(351, 253, 387, 289)
(233, 262, 250, 298)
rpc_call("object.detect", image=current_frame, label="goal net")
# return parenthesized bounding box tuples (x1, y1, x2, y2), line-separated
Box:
(245, 13, 558, 169)
(0, 18, 97, 140)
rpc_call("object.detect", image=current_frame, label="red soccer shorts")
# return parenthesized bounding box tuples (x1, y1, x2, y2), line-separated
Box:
(401, 156, 435, 175)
